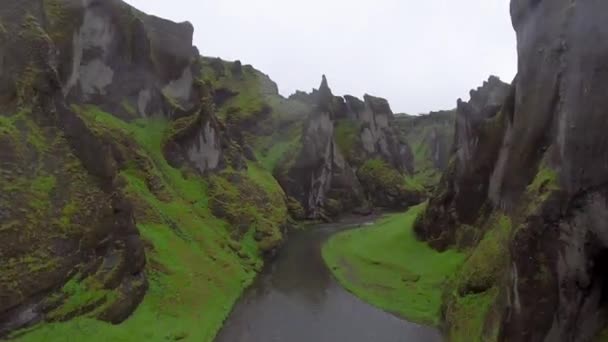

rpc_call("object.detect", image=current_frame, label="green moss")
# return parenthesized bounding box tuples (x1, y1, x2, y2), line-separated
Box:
(48, 276, 117, 321)
(247, 162, 283, 195)
(524, 164, 560, 217)
(334, 120, 360, 162)
(43, 0, 71, 42)
(257, 123, 303, 173)
(0, 115, 18, 136)
(393, 112, 454, 190)
(457, 215, 511, 294)
(403, 174, 425, 193)
(322, 204, 466, 325)
(286, 196, 305, 220)
(14, 106, 262, 342)
(200, 57, 268, 123)
(528, 165, 559, 193)
(5, 252, 58, 276)
(31, 175, 56, 195)
(57, 201, 79, 232)
(358, 158, 424, 197)
(208, 166, 287, 252)
(442, 213, 512, 342)
(445, 287, 499, 342)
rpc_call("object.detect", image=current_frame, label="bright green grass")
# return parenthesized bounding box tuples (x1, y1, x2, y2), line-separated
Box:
(247, 162, 284, 195)
(13, 107, 260, 342)
(322, 204, 466, 326)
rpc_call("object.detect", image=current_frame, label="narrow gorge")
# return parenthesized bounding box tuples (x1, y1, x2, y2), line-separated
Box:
(1, 0, 607, 341)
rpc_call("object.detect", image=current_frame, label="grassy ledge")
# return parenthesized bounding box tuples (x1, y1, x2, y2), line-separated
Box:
(322, 204, 466, 326)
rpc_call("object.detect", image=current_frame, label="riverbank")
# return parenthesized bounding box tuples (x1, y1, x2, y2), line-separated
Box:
(216, 217, 442, 342)
(322, 204, 466, 326)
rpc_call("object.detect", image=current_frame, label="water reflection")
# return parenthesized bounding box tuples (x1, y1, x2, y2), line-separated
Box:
(215, 220, 443, 342)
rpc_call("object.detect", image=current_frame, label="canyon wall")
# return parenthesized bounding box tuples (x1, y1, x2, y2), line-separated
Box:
(415, 1, 608, 340)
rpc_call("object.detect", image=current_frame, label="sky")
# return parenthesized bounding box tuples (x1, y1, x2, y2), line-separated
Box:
(124, 0, 517, 114)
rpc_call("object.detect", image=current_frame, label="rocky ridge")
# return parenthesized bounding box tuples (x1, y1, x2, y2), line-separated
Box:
(414, 1, 608, 340)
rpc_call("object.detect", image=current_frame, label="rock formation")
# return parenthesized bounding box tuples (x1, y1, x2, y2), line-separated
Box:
(394, 110, 455, 191)
(0, 0, 287, 337)
(415, 1, 608, 340)
(275, 76, 423, 219)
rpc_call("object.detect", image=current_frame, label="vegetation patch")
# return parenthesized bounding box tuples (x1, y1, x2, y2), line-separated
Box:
(357, 158, 424, 208)
(257, 128, 302, 174)
(13, 107, 266, 342)
(444, 287, 500, 342)
(208, 163, 288, 253)
(334, 119, 361, 163)
(444, 214, 511, 341)
(322, 204, 466, 326)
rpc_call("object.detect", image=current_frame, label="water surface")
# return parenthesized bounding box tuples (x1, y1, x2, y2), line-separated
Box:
(215, 219, 443, 342)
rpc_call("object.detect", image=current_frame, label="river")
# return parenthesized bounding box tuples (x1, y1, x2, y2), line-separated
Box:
(215, 218, 443, 342)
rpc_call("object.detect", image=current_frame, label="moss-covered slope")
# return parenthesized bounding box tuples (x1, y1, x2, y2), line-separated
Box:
(0, 1, 290, 340)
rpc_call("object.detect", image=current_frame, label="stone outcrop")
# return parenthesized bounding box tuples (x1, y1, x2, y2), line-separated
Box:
(275, 76, 368, 219)
(343, 94, 413, 173)
(415, 1, 608, 340)
(415, 76, 511, 250)
(276, 76, 422, 219)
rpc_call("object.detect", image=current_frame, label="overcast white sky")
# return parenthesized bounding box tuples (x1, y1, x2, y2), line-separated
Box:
(124, 0, 516, 114)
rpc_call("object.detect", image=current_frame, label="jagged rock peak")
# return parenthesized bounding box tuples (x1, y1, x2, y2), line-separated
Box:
(319, 74, 330, 92)
(316, 74, 335, 112)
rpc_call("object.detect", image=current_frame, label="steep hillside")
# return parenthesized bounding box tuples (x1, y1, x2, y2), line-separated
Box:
(394, 110, 455, 191)
(415, 1, 608, 341)
(0, 0, 431, 339)
(0, 0, 287, 339)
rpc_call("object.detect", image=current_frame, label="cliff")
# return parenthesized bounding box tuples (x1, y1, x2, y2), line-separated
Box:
(0, 0, 288, 339)
(275, 76, 424, 219)
(415, 1, 608, 340)
(394, 110, 455, 191)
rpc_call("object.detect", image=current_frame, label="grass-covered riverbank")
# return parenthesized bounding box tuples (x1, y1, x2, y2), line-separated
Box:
(322, 204, 466, 326)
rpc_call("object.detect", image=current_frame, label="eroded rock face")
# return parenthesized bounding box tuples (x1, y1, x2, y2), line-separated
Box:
(393, 110, 455, 189)
(416, 1, 608, 340)
(277, 76, 368, 219)
(0, 0, 227, 335)
(344, 94, 412, 173)
(0, 0, 152, 334)
(277, 76, 421, 219)
(415, 77, 511, 250)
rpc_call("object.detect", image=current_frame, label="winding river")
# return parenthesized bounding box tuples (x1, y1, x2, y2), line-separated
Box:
(215, 218, 443, 342)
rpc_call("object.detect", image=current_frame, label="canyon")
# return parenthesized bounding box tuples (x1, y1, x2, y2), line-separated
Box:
(1, 0, 608, 341)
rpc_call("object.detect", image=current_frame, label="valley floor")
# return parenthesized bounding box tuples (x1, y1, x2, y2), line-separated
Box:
(322, 204, 466, 326)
